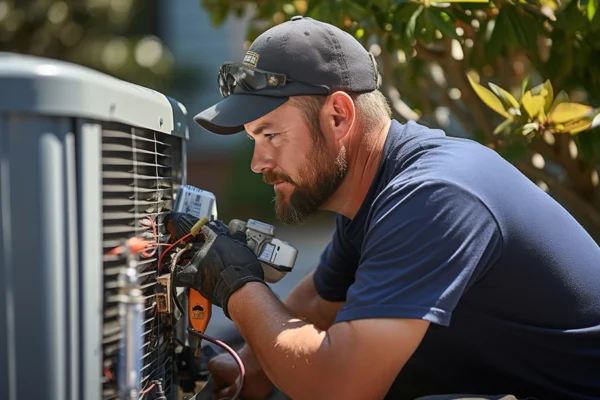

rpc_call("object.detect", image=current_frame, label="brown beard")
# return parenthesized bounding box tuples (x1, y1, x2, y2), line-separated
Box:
(263, 135, 348, 225)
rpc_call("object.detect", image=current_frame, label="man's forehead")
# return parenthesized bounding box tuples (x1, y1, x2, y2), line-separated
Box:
(245, 101, 294, 135)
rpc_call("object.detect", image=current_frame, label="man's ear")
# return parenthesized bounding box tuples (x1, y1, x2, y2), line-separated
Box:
(325, 91, 355, 142)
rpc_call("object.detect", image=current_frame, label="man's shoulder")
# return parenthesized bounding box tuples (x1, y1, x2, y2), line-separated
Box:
(379, 122, 525, 217)
(373, 175, 496, 224)
(384, 120, 503, 186)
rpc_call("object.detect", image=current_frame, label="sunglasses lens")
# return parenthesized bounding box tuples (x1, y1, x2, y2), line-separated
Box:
(218, 74, 228, 97)
(238, 68, 268, 90)
(217, 64, 284, 97)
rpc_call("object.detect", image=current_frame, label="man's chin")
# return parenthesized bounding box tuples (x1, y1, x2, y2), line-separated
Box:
(274, 200, 314, 225)
(275, 208, 311, 225)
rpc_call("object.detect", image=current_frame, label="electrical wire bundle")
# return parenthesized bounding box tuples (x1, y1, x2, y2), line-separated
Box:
(106, 214, 246, 400)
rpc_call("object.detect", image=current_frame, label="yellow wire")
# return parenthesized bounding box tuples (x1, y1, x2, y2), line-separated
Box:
(190, 217, 209, 237)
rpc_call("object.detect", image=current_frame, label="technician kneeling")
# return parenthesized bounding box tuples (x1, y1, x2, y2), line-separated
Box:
(174, 15, 600, 400)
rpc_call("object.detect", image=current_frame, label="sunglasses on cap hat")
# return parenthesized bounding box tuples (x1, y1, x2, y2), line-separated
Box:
(217, 61, 330, 98)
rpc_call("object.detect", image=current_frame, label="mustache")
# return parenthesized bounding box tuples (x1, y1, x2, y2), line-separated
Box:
(263, 171, 294, 185)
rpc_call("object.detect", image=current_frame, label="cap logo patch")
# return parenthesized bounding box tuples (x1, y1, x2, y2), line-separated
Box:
(242, 51, 259, 68)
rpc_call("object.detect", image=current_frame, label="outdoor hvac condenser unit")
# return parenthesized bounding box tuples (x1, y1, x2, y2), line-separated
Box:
(0, 52, 190, 400)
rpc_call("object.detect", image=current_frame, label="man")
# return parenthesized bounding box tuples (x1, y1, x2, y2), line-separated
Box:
(175, 16, 600, 400)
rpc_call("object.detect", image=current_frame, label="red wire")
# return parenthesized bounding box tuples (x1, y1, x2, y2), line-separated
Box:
(187, 328, 245, 400)
(139, 382, 156, 395)
(158, 232, 194, 271)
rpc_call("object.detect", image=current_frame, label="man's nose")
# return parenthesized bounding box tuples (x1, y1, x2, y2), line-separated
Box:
(250, 144, 276, 174)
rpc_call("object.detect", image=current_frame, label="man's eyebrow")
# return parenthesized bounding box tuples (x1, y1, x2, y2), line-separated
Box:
(248, 121, 275, 136)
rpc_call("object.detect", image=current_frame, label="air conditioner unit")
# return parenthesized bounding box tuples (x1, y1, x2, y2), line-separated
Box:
(0, 52, 190, 400)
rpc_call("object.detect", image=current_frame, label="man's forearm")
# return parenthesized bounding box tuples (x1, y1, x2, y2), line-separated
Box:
(283, 271, 341, 330)
(228, 282, 333, 399)
(232, 271, 340, 386)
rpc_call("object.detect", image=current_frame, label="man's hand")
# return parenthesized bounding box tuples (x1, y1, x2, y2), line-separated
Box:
(172, 220, 267, 318)
(209, 345, 274, 400)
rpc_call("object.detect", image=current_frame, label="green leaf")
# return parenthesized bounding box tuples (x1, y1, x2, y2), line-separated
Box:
(307, 2, 333, 21)
(494, 117, 516, 135)
(421, 9, 436, 43)
(370, 0, 390, 10)
(429, 9, 460, 40)
(587, 0, 598, 20)
(592, 2, 600, 30)
(485, 8, 509, 61)
(488, 82, 520, 110)
(505, 6, 539, 54)
(467, 73, 511, 118)
(345, 1, 370, 20)
(520, 76, 530, 99)
(405, 5, 424, 39)
(431, 0, 489, 2)
(549, 90, 570, 113)
(395, 3, 422, 21)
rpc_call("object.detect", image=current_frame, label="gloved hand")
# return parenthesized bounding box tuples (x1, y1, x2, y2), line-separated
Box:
(172, 219, 267, 319)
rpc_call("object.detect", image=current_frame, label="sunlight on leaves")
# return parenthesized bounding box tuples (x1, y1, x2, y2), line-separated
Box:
(467, 73, 510, 118)
(468, 75, 600, 138)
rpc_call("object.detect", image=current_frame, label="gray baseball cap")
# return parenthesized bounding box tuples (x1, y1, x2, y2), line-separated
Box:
(194, 16, 380, 135)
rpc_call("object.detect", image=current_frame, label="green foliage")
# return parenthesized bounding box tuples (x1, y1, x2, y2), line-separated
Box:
(0, 0, 176, 91)
(200, 0, 600, 239)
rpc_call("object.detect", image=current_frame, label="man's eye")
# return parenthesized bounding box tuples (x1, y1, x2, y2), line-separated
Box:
(264, 133, 279, 141)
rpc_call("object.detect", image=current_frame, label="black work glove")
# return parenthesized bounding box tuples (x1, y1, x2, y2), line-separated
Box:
(172, 220, 267, 319)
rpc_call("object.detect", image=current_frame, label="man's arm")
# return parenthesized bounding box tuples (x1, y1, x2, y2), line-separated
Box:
(228, 282, 429, 400)
(232, 270, 343, 377)
(284, 270, 344, 330)
(235, 214, 355, 375)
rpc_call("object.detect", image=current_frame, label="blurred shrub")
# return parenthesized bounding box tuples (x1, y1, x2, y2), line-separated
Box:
(201, 0, 600, 240)
(0, 0, 175, 91)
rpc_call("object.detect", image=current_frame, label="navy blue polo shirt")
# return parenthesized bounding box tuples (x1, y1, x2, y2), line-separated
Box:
(313, 120, 600, 399)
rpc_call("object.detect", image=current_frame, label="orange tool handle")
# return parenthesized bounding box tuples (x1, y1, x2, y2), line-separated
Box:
(188, 288, 211, 333)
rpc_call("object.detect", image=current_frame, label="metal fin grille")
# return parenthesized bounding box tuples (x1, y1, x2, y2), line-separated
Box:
(101, 124, 179, 399)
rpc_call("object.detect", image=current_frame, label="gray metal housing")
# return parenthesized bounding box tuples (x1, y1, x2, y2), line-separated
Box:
(0, 52, 188, 400)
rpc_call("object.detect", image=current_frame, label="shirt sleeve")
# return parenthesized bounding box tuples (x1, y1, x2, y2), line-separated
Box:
(312, 214, 361, 302)
(334, 179, 503, 327)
